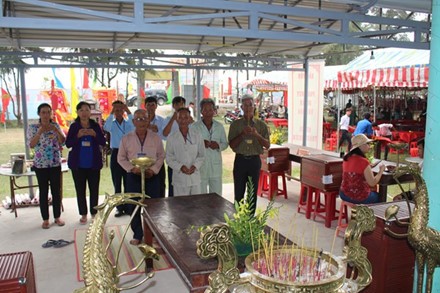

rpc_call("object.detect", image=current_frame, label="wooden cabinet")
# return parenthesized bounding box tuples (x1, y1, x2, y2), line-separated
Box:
(361, 201, 415, 293)
(300, 154, 342, 192)
(0, 251, 36, 293)
(260, 145, 290, 172)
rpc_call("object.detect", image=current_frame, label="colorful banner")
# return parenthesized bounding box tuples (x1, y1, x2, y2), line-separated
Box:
(70, 68, 79, 118)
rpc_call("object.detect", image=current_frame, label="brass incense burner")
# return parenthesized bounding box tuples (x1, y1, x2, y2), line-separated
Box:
(197, 205, 376, 293)
(130, 156, 156, 199)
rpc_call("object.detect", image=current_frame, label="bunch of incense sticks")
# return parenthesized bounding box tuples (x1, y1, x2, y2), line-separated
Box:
(251, 250, 334, 283)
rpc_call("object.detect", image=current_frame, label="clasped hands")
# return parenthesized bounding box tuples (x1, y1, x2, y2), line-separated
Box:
(242, 125, 258, 137)
(180, 165, 196, 175)
(38, 124, 57, 134)
(204, 140, 219, 149)
(78, 128, 96, 138)
(131, 167, 154, 178)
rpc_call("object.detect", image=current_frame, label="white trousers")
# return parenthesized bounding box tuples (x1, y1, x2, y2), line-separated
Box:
(200, 177, 222, 195)
(173, 185, 201, 196)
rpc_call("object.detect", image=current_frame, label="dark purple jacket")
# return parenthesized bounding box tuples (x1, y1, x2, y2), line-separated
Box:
(65, 120, 106, 170)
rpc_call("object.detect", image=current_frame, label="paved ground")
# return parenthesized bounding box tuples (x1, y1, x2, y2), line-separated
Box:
(0, 180, 345, 292)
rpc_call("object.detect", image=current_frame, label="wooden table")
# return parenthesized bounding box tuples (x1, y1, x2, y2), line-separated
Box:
(371, 160, 415, 202)
(284, 143, 339, 164)
(142, 193, 290, 293)
(0, 162, 68, 217)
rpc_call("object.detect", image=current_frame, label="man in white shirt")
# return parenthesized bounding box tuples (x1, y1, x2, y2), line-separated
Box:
(166, 108, 205, 196)
(373, 123, 393, 160)
(338, 108, 352, 153)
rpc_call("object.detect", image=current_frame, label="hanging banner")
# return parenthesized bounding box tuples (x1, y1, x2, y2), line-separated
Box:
(288, 60, 325, 149)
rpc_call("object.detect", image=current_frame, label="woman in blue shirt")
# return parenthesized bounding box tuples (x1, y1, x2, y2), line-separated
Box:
(66, 102, 106, 224)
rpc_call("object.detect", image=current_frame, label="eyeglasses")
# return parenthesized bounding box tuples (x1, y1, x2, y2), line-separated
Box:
(134, 117, 148, 122)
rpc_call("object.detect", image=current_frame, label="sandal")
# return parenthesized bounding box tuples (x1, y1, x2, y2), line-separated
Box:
(79, 216, 87, 225)
(42, 239, 58, 248)
(129, 239, 141, 246)
(54, 218, 65, 226)
(53, 239, 74, 248)
(42, 221, 50, 229)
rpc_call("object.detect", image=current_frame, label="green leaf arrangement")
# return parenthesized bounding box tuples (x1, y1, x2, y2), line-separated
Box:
(224, 177, 278, 247)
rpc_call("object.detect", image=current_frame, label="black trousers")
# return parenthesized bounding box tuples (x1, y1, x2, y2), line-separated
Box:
(71, 168, 100, 216)
(126, 172, 161, 241)
(167, 166, 174, 197)
(375, 135, 392, 160)
(34, 166, 62, 220)
(158, 164, 166, 198)
(338, 129, 352, 152)
(110, 149, 127, 212)
(233, 154, 261, 215)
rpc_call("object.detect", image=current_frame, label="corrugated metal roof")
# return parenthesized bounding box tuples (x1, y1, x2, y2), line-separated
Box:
(0, 0, 431, 58)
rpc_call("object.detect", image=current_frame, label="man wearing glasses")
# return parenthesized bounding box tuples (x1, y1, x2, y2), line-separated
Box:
(228, 94, 270, 215)
(117, 109, 165, 245)
(166, 108, 205, 196)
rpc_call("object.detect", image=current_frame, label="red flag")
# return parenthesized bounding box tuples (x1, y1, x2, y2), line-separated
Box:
(139, 88, 146, 109)
(83, 68, 89, 89)
(203, 85, 210, 99)
(227, 77, 232, 95)
(1, 88, 11, 123)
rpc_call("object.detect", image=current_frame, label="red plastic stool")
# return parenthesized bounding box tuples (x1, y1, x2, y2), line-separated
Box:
(297, 184, 319, 219)
(335, 200, 355, 237)
(313, 191, 339, 228)
(324, 138, 337, 151)
(257, 170, 288, 200)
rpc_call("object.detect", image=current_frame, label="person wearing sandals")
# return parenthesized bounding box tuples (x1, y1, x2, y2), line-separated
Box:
(66, 101, 106, 225)
(27, 103, 66, 229)
(118, 109, 165, 245)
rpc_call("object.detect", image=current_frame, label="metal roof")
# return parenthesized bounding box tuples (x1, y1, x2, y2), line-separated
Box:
(0, 0, 431, 59)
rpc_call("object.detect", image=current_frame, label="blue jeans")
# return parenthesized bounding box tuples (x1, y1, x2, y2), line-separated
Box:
(339, 190, 379, 204)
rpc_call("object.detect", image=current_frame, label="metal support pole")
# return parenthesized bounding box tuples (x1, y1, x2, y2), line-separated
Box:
(196, 68, 202, 120)
(20, 66, 34, 197)
(302, 59, 309, 146)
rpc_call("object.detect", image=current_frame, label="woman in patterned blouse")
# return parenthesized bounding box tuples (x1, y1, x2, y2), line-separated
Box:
(27, 103, 66, 229)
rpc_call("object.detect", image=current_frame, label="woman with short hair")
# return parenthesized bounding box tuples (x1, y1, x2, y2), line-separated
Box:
(66, 101, 106, 224)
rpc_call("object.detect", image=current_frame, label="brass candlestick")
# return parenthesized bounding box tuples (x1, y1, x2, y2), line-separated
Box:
(130, 156, 155, 199)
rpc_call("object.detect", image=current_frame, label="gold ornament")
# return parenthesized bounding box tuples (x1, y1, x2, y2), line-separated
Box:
(197, 205, 376, 292)
(384, 164, 440, 293)
(74, 156, 157, 292)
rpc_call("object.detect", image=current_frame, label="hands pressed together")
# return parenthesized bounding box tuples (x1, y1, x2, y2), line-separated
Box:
(77, 128, 96, 138)
(131, 167, 155, 178)
(180, 165, 196, 175)
(204, 140, 219, 150)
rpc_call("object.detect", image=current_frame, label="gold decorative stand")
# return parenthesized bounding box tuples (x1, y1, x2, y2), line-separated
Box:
(74, 157, 157, 293)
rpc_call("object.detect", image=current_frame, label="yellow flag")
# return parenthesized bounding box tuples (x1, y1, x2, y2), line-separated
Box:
(70, 68, 79, 118)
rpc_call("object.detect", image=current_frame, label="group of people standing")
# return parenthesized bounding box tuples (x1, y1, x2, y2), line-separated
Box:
(28, 94, 270, 246)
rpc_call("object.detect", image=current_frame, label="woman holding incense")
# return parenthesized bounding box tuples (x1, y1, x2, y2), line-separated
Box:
(66, 101, 106, 225)
(27, 103, 66, 229)
(339, 134, 385, 204)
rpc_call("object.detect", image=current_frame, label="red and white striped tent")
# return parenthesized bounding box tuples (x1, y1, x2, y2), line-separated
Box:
(242, 72, 288, 92)
(335, 48, 430, 92)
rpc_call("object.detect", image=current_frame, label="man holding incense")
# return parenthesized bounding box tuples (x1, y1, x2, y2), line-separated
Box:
(228, 94, 270, 215)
